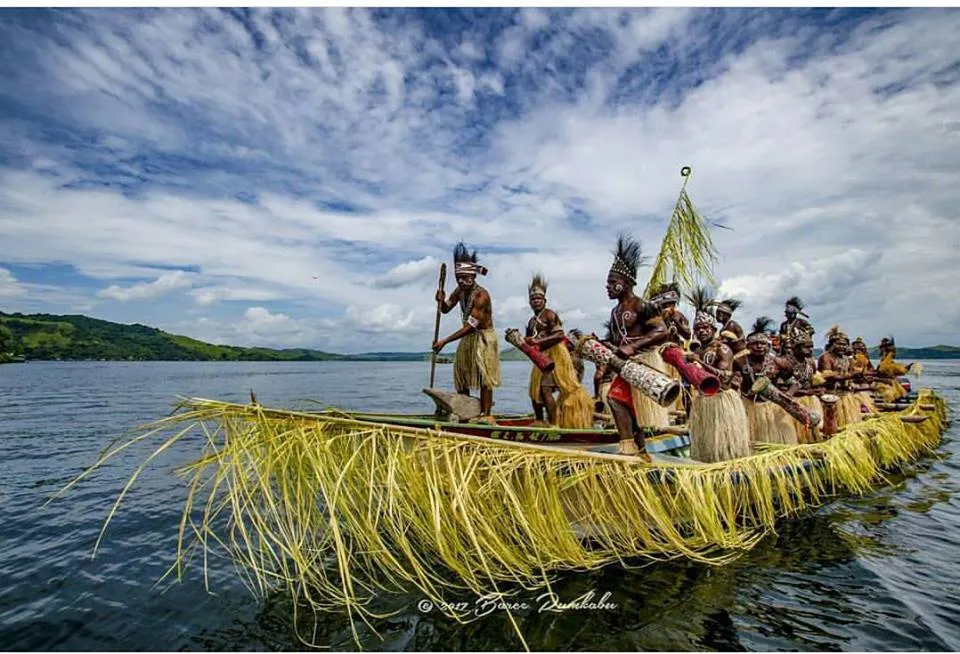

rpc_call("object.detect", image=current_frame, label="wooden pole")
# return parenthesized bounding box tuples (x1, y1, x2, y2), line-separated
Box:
(429, 263, 447, 388)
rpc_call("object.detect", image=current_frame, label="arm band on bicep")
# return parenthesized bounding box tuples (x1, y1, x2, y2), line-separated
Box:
(466, 315, 480, 329)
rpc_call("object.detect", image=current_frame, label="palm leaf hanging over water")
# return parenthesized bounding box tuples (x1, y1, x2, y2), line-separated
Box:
(643, 167, 720, 299)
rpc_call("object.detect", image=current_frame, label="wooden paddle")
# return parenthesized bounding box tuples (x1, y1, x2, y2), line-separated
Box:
(429, 263, 447, 388)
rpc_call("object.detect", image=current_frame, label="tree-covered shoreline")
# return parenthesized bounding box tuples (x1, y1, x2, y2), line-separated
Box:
(1, 311, 956, 364)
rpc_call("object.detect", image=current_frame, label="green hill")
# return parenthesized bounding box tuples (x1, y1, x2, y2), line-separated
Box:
(0, 311, 533, 362)
(2, 311, 955, 363)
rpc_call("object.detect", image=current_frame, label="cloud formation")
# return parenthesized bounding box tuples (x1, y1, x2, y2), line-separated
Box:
(0, 8, 958, 351)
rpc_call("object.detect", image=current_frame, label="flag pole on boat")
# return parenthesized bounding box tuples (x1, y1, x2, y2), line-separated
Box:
(429, 262, 447, 388)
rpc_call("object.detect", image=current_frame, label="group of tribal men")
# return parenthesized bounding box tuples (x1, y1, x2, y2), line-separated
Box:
(432, 236, 914, 463)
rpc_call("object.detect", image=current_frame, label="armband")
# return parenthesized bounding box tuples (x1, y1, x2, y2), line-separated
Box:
(466, 315, 480, 329)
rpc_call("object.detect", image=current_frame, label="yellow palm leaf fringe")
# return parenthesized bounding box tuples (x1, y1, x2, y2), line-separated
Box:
(643, 170, 720, 299)
(55, 390, 947, 648)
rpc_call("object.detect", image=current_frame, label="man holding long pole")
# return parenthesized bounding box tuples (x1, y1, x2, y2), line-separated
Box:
(432, 242, 500, 423)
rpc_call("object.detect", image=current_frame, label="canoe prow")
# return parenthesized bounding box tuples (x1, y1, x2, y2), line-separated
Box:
(422, 387, 482, 422)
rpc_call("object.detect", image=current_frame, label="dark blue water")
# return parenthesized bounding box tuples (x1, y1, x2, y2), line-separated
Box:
(0, 360, 958, 651)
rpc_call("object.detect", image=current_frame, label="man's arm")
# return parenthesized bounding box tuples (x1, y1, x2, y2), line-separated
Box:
(672, 309, 692, 340)
(532, 310, 565, 351)
(436, 286, 462, 315)
(620, 316, 668, 357)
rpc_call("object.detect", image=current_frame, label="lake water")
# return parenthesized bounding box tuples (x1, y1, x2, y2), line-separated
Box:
(1, 359, 958, 651)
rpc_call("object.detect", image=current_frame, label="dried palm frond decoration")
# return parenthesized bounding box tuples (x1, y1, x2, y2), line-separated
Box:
(643, 166, 720, 300)
(52, 392, 947, 650)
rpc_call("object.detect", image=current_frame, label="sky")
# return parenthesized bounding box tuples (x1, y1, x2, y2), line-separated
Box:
(0, 7, 958, 353)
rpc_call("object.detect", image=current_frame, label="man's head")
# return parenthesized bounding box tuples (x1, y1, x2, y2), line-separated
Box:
(694, 320, 716, 344)
(606, 272, 631, 300)
(528, 273, 547, 312)
(452, 241, 486, 291)
(793, 335, 814, 360)
(785, 296, 805, 321)
(879, 336, 896, 357)
(607, 233, 643, 300)
(714, 298, 741, 325)
(747, 316, 774, 357)
(852, 337, 867, 355)
(455, 271, 476, 291)
(650, 282, 680, 311)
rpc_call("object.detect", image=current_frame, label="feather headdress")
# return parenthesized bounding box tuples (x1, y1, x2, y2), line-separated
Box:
(453, 242, 487, 276)
(651, 281, 681, 306)
(825, 324, 848, 346)
(686, 285, 716, 327)
(608, 232, 645, 284)
(714, 297, 742, 314)
(785, 296, 809, 317)
(747, 316, 774, 343)
(528, 273, 548, 299)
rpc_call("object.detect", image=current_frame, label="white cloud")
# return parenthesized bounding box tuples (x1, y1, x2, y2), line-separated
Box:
(1, 8, 959, 351)
(371, 256, 441, 289)
(344, 303, 417, 333)
(0, 267, 28, 299)
(97, 270, 194, 302)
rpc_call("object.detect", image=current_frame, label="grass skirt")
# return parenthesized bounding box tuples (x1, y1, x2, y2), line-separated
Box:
(689, 389, 751, 462)
(453, 328, 501, 392)
(744, 400, 798, 446)
(836, 393, 863, 427)
(529, 344, 593, 429)
(629, 348, 672, 429)
(795, 395, 823, 444)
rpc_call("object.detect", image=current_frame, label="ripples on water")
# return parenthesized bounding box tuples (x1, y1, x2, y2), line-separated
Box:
(0, 360, 957, 651)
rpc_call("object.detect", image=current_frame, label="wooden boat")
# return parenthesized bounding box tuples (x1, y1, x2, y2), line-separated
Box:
(320, 408, 692, 454)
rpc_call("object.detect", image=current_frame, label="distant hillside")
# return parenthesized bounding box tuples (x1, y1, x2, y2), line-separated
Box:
(0, 311, 531, 362)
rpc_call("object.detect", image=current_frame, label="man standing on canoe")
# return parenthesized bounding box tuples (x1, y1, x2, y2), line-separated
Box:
(524, 274, 593, 428)
(650, 281, 690, 413)
(778, 296, 815, 356)
(433, 242, 501, 423)
(714, 298, 747, 360)
(602, 233, 671, 459)
(651, 282, 691, 345)
(683, 287, 751, 462)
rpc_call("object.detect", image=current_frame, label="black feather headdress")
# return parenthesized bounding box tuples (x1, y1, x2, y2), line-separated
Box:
(686, 285, 715, 326)
(714, 297, 742, 313)
(452, 242, 487, 276)
(608, 232, 645, 284)
(747, 316, 774, 342)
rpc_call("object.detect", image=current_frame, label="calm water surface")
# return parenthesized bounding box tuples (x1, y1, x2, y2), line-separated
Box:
(0, 360, 958, 651)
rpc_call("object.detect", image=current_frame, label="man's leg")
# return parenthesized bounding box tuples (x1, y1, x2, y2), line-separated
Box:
(480, 386, 494, 417)
(609, 397, 639, 455)
(542, 385, 558, 425)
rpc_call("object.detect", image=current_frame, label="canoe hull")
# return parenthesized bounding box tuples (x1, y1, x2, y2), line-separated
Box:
(326, 410, 691, 455)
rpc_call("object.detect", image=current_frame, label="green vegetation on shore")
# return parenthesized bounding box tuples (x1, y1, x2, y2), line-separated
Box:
(0, 311, 955, 363)
(0, 311, 529, 362)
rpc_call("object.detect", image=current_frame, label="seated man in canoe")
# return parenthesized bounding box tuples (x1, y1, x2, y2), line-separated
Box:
(778, 332, 826, 443)
(601, 233, 672, 459)
(875, 336, 914, 402)
(734, 317, 800, 446)
(683, 287, 751, 462)
(433, 243, 501, 423)
(818, 326, 864, 426)
(523, 273, 593, 428)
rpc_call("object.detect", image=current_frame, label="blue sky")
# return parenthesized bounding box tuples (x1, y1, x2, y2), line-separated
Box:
(1, 7, 958, 353)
